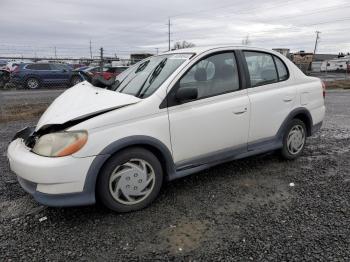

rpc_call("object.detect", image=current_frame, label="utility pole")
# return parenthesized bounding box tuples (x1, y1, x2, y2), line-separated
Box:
(89, 40, 93, 60)
(313, 31, 321, 54)
(168, 18, 171, 51)
(54, 46, 57, 59)
(100, 47, 104, 72)
(155, 48, 159, 55)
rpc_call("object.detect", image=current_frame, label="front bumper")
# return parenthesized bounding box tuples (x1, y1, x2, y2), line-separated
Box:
(7, 138, 97, 207)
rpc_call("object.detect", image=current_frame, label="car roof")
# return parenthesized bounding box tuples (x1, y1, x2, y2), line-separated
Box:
(163, 45, 277, 55)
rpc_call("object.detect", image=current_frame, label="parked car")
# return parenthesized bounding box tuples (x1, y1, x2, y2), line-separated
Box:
(0, 59, 8, 69)
(5, 60, 33, 72)
(7, 46, 325, 212)
(0, 68, 10, 88)
(10, 63, 82, 89)
(94, 66, 129, 80)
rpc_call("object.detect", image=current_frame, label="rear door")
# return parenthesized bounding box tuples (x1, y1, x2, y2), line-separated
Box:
(49, 64, 71, 85)
(242, 51, 296, 145)
(167, 51, 250, 165)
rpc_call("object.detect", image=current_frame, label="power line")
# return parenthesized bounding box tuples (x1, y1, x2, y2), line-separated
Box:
(314, 31, 321, 54)
(89, 40, 92, 59)
(168, 18, 172, 51)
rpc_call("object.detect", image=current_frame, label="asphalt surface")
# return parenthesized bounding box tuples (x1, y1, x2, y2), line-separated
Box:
(0, 90, 349, 261)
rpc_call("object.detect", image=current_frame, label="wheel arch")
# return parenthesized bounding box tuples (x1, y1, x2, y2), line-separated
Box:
(278, 107, 313, 138)
(83, 136, 175, 201)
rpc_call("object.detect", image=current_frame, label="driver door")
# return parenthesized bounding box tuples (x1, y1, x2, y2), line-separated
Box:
(167, 51, 250, 165)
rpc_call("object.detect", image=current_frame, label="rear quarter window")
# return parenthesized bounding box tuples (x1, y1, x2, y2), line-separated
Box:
(274, 56, 289, 81)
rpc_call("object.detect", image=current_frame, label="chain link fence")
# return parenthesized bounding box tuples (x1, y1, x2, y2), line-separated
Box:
(0, 57, 149, 90)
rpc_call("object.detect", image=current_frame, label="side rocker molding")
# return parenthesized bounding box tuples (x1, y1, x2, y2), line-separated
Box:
(82, 136, 176, 204)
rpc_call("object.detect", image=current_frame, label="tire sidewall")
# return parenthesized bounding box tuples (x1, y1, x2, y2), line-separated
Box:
(281, 119, 307, 160)
(97, 147, 163, 212)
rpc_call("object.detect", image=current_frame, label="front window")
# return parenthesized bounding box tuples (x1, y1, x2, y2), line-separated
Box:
(112, 53, 192, 98)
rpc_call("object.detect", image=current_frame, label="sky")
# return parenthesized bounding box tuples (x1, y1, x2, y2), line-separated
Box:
(1, 0, 350, 58)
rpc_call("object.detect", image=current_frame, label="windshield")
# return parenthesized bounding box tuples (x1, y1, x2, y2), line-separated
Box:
(112, 53, 193, 98)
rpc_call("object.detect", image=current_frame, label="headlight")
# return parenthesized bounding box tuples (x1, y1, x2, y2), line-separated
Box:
(32, 131, 88, 157)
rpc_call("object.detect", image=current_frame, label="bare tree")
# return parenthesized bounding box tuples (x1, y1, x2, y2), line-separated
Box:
(173, 41, 196, 50)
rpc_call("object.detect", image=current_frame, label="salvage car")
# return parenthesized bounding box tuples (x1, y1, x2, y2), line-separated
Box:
(7, 46, 326, 212)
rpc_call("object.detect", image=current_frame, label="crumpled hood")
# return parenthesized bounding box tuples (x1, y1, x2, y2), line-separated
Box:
(36, 82, 141, 130)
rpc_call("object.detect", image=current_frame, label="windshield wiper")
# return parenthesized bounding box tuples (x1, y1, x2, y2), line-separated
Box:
(137, 58, 167, 98)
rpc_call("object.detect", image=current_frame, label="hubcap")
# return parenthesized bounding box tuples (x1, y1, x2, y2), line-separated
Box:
(287, 125, 305, 155)
(109, 159, 155, 205)
(27, 79, 39, 89)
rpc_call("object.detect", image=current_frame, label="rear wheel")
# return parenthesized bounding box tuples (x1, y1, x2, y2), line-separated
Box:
(280, 119, 307, 160)
(26, 78, 40, 89)
(97, 147, 163, 212)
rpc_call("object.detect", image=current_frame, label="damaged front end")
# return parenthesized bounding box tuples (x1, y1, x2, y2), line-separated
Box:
(12, 105, 129, 150)
(12, 82, 141, 149)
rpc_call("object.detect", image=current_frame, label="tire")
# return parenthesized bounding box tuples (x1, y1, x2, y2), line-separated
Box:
(280, 119, 307, 160)
(97, 147, 163, 212)
(26, 77, 40, 89)
(70, 76, 82, 87)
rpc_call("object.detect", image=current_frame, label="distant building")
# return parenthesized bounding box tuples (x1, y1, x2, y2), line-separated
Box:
(130, 53, 153, 64)
(291, 51, 314, 73)
(272, 48, 290, 57)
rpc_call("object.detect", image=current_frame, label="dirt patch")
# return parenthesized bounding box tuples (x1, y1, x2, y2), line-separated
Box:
(158, 220, 210, 254)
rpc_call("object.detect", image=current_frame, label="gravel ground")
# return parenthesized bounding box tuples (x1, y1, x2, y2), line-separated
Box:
(0, 90, 349, 261)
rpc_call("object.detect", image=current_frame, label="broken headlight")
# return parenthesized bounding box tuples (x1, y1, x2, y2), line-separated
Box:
(32, 131, 88, 157)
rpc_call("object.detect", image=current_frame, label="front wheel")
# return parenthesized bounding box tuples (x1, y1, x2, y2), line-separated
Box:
(97, 147, 163, 212)
(280, 119, 307, 160)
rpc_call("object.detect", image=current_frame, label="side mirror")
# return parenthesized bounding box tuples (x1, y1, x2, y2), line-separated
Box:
(175, 86, 198, 102)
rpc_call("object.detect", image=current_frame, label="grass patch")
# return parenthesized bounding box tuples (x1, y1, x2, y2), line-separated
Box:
(0, 103, 49, 123)
(325, 79, 350, 89)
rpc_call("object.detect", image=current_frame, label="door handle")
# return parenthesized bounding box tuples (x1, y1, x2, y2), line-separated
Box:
(233, 107, 247, 115)
(283, 97, 293, 102)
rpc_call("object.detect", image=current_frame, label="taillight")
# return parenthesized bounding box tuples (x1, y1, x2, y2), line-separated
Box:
(321, 81, 326, 99)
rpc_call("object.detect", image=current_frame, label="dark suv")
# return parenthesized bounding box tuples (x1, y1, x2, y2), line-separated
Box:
(10, 63, 82, 89)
